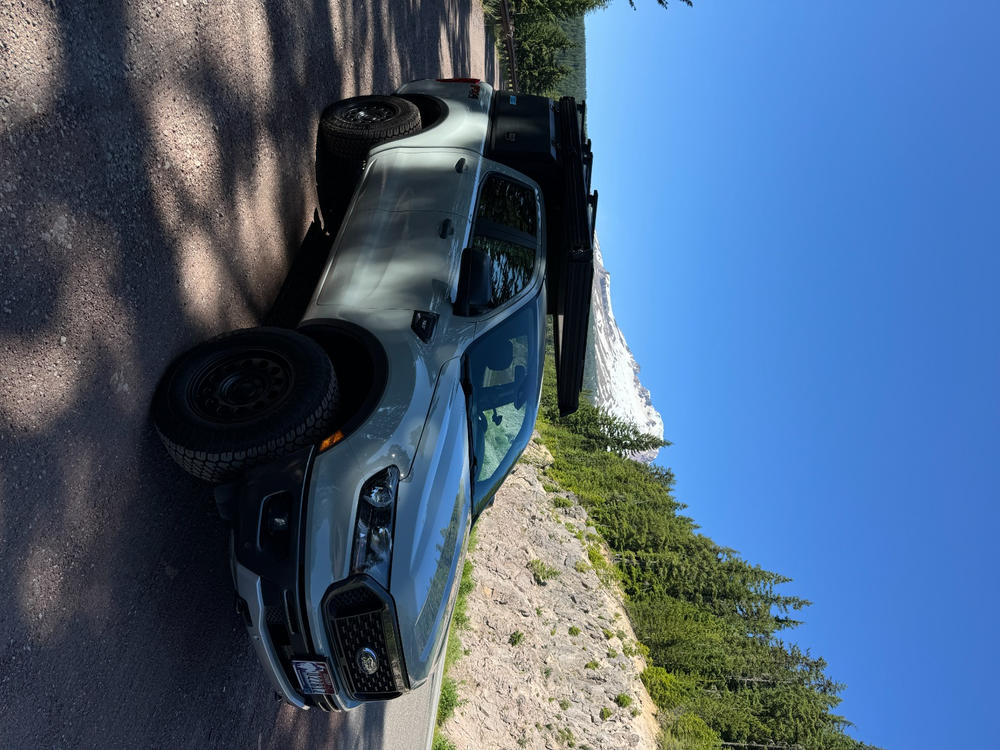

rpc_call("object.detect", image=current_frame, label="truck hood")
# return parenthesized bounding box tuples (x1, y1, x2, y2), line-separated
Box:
(389, 357, 471, 686)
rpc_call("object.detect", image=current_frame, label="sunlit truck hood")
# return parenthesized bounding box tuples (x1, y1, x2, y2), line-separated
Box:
(389, 357, 471, 686)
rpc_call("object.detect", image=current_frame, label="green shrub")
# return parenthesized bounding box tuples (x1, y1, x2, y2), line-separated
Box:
(509, 631, 525, 646)
(528, 558, 560, 585)
(568, 625, 581, 636)
(606, 648, 617, 659)
(436, 676, 460, 726)
(669, 713, 722, 750)
(602, 628, 614, 640)
(641, 667, 700, 711)
(574, 560, 590, 573)
(431, 731, 456, 750)
(552, 496, 574, 508)
(615, 693, 632, 708)
(559, 698, 571, 710)
(599, 707, 612, 720)
(544, 483, 561, 493)
(584, 660, 599, 670)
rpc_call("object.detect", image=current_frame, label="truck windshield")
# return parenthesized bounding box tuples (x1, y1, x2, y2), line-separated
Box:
(464, 299, 543, 511)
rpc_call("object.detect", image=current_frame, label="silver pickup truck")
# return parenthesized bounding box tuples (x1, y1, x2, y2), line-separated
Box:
(151, 78, 596, 710)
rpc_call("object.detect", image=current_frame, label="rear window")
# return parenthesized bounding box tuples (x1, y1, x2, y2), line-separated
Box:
(471, 174, 540, 309)
(475, 174, 538, 236)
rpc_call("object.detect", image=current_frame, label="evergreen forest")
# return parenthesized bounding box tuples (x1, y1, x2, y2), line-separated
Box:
(537, 345, 883, 750)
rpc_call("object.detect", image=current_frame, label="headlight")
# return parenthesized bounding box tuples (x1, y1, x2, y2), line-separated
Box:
(350, 466, 399, 586)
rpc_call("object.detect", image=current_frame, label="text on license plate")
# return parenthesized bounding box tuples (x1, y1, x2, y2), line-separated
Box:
(292, 660, 336, 695)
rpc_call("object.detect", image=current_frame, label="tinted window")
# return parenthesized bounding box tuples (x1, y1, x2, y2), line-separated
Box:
(475, 174, 538, 236)
(470, 235, 535, 309)
(471, 174, 539, 309)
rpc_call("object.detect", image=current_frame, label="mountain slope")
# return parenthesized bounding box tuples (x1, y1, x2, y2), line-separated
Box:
(584, 237, 665, 462)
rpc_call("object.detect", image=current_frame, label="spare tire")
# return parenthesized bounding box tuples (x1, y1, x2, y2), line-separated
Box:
(319, 95, 421, 163)
(151, 327, 337, 483)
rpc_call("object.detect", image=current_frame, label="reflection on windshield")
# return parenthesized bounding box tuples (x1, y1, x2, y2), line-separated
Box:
(464, 298, 543, 511)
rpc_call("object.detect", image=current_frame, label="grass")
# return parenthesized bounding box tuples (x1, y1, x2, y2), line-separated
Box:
(450, 560, 475, 629)
(574, 560, 590, 573)
(602, 628, 614, 640)
(434, 527, 477, 740)
(436, 677, 460, 727)
(585, 544, 616, 587)
(528, 558, 561, 585)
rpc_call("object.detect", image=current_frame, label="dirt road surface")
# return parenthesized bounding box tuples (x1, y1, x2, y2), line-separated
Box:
(0, 1, 495, 746)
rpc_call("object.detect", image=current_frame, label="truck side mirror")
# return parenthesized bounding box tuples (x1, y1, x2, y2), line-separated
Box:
(453, 247, 493, 316)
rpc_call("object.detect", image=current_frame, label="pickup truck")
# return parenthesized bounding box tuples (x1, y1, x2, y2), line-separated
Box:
(151, 78, 597, 710)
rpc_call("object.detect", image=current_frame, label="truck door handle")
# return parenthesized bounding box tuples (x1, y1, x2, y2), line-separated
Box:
(439, 218, 455, 238)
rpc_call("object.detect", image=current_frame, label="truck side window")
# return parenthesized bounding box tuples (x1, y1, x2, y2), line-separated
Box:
(471, 174, 540, 309)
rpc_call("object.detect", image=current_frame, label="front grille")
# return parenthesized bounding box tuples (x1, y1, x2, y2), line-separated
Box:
(265, 605, 286, 626)
(324, 576, 408, 701)
(330, 586, 382, 615)
(333, 611, 397, 695)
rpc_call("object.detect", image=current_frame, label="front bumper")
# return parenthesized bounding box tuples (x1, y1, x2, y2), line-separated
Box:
(222, 445, 412, 710)
(233, 559, 311, 709)
(221, 446, 349, 711)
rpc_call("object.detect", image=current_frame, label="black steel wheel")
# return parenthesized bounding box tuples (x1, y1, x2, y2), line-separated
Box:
(151, 327, 338, 483)
(319, 95, 421, 163)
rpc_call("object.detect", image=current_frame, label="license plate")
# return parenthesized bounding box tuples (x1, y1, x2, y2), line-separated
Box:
(292, 660, 336, 695)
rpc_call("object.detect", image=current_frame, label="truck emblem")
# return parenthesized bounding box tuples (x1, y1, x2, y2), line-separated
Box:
(356, 647, 379, 675)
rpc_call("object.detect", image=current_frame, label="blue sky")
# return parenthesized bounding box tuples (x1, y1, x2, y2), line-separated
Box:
(586, 2, 999, 748)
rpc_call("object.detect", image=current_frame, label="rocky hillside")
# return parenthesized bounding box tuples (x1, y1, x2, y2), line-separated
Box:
(439, 438, 659, 750)
(584, 237, 665, 463)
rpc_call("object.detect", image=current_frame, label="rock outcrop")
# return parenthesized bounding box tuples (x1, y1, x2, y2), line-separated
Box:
(440, 440, 659, 750)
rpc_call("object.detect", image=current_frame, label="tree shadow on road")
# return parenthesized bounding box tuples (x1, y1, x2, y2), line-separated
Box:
(0, 0, 494, 746)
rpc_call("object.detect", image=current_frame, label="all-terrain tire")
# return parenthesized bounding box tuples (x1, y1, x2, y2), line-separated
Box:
(319, 95, 421, 163)
(151, 327, 337, 483)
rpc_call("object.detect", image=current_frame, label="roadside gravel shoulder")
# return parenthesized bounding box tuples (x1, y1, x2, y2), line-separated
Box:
(441, 438, 660, 750)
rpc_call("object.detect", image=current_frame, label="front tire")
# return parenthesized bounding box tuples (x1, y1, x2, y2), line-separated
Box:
(319, 95, 421, 163)
(151, 327, 338, 483)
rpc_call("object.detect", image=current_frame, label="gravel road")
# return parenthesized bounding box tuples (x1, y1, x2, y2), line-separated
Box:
(0, 1, 495, 746)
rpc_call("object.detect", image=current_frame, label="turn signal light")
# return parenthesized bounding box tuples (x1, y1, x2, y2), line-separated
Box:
(318, 431, 345, 453)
